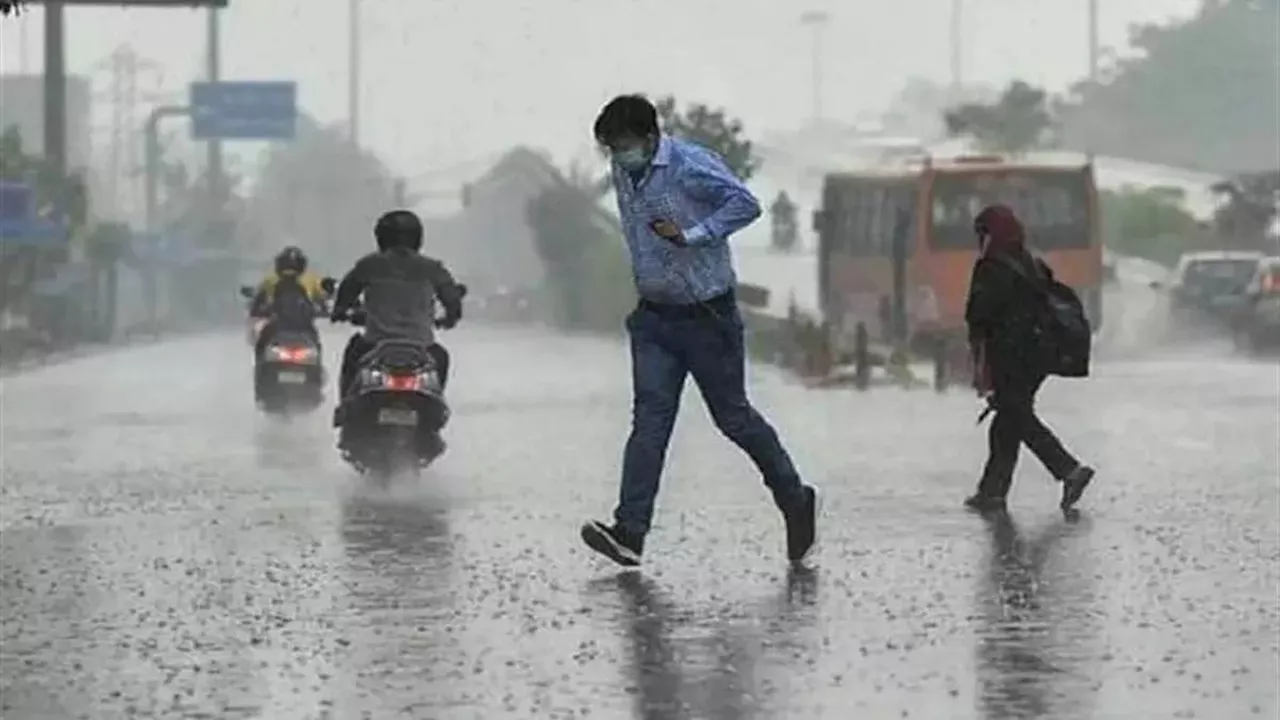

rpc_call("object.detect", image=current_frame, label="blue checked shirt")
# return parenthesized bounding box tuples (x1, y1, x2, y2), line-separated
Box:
(609, 135, 762, 304)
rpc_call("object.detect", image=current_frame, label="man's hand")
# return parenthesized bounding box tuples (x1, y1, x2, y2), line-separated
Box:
(649, 219, 686, 246)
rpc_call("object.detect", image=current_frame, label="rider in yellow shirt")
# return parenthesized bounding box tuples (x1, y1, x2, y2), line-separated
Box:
(251, 246, 326, 315)
(250, 246, 328, 351)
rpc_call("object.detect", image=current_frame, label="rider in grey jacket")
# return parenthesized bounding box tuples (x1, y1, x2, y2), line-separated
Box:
(330, 210, 464, 403)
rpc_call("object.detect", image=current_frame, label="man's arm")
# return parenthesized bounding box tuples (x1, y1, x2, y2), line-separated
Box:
(427, 258, 463, 324)
(676, 150, 762, 246)
(964, 258, 1014, 345)
(331, 257, 371, 316)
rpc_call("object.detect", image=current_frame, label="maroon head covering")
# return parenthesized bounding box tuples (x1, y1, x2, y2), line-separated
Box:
(973, 204, 1026, 258)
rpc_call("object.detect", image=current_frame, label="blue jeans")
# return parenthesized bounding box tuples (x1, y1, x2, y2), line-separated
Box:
(614, 302, 807, 535)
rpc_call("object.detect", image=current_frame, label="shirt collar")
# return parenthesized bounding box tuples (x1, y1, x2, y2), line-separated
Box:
(651, 135, 673, 168)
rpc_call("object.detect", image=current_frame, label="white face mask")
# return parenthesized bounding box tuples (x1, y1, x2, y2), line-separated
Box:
(611, 146, 648, 171)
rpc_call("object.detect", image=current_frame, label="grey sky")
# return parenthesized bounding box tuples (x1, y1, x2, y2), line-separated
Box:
(0, 0, 1198, 177)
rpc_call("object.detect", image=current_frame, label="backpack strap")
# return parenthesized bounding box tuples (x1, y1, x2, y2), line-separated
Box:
(992, 254, 1051, 298)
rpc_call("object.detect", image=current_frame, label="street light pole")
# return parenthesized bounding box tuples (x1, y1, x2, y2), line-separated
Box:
(1088, 0, 1099, 82)
(348, 0, 360, 145)
(143, 104, 191, 329)
(205, 6, 223, 202)
(799, 10, 830, 125)
(949, 0, 963, 90)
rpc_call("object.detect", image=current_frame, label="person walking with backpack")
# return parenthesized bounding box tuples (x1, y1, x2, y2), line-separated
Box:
(963, 204, 1095, 513)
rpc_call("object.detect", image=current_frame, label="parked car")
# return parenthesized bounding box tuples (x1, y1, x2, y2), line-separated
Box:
(1232, 256, 1280, 352)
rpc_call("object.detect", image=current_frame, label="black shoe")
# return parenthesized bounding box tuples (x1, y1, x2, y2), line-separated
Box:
(964, 494, 1007, 513)
(1060, 465, 1095, 511)
(581, 520, 643, 567)
(783, 485, 820, 564)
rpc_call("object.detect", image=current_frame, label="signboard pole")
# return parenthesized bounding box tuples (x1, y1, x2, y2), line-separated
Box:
(42, 0, 66, 183)
(143, 104, 190, 328)
(205, 6, 223, 212)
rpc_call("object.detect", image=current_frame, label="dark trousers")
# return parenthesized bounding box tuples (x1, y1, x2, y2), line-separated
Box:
(977, 374, 1080, 499)
(339, 334, 449, 397)
(615, 296, 807, 536)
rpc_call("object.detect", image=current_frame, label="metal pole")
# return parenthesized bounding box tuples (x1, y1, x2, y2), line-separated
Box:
(18, 8, 31, 73)
(950, 0, 963, 90)
(1088, 0, 1099, 82)
(206, 6, 223, 205)
(144, 105, 190, 327)
(348, 0, 360, 144)
(799, 11, 829, 124)
(42, 0, 67, 184)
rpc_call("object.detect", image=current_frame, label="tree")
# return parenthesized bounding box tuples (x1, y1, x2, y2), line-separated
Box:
(654, 96, 761, 180)
(1210, 170, 1279, 247)
(1058, 0, 1279, 173)
(526, 176, 632, 332)
(881, 77, 999, 140)
(244, 114, 400, 271)
(1099, 185, 1207, 266)
(1, 128, 87, 316)
(1, 1, 25, 17)
(943, 81, 1056, 154)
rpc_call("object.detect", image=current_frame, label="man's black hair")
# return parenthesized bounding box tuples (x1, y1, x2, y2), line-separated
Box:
(593, 94, 659, 145)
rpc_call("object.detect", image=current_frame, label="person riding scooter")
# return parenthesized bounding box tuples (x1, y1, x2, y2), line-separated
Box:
(329, 210, 464, 421)
(250, 246, 328, 355)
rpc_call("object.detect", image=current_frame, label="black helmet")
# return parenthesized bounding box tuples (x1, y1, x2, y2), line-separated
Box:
(374, 210, 423, 252)
(274, 245, 307, 274)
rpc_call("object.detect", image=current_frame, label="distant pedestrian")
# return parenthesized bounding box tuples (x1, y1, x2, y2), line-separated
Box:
(964, 204, 1095, 513)
(580, 94, 820, 567)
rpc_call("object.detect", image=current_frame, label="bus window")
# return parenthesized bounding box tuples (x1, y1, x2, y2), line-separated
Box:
(929, 171, 1091, 251)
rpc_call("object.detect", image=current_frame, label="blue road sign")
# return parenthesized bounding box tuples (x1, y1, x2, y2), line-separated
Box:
(0, 181, 66, 246)
(0, 218, 66, 246)
(0, 181, 34, 223)
(189, 81, 297, 141)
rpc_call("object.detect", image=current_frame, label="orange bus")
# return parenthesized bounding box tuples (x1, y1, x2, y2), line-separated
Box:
(812, 155, 1102, 371)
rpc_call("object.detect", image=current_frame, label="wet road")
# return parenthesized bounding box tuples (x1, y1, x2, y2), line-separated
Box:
(1, 325, 1277, 719)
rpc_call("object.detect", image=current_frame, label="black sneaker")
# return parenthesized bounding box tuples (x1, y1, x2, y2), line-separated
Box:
(581, 520, 643, 567)
(783, 486, 820, 564)
(964, 494, 1007, 513)
(1060, 465, 1095, 511)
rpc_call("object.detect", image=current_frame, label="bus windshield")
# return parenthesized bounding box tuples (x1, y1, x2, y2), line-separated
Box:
(929, 170, 1091, 251)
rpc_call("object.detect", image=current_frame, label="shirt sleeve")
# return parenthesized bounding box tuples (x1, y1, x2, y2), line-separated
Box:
(676, 151, 762, 246)
(333, 257, 371, 313)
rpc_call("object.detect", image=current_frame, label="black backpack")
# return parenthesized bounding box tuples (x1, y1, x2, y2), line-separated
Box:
(995, 255, 1092, 378)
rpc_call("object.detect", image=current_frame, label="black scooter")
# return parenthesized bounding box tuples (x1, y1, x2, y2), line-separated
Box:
(238, 281, 334, 415)
(330, 284, 466, 477)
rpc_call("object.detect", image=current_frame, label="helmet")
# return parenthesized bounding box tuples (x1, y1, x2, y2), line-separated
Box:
(274, 245, 307, 275)
(374, 210, 423, 252)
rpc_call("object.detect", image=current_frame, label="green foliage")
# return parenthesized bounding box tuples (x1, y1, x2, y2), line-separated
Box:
(1059, 0, 1279, 172)
(1, 128, 89, 315)
(1210, 170, 1279, 244)
(655, 96, 760, 180)
(0, 1, 25, 17)
(245, 115, 398, 270)
(943, 81, 1056, 154)
(1099, 185, 1206, 265)
(0, 127, 87, 227)
(526, 180, 632, 333)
